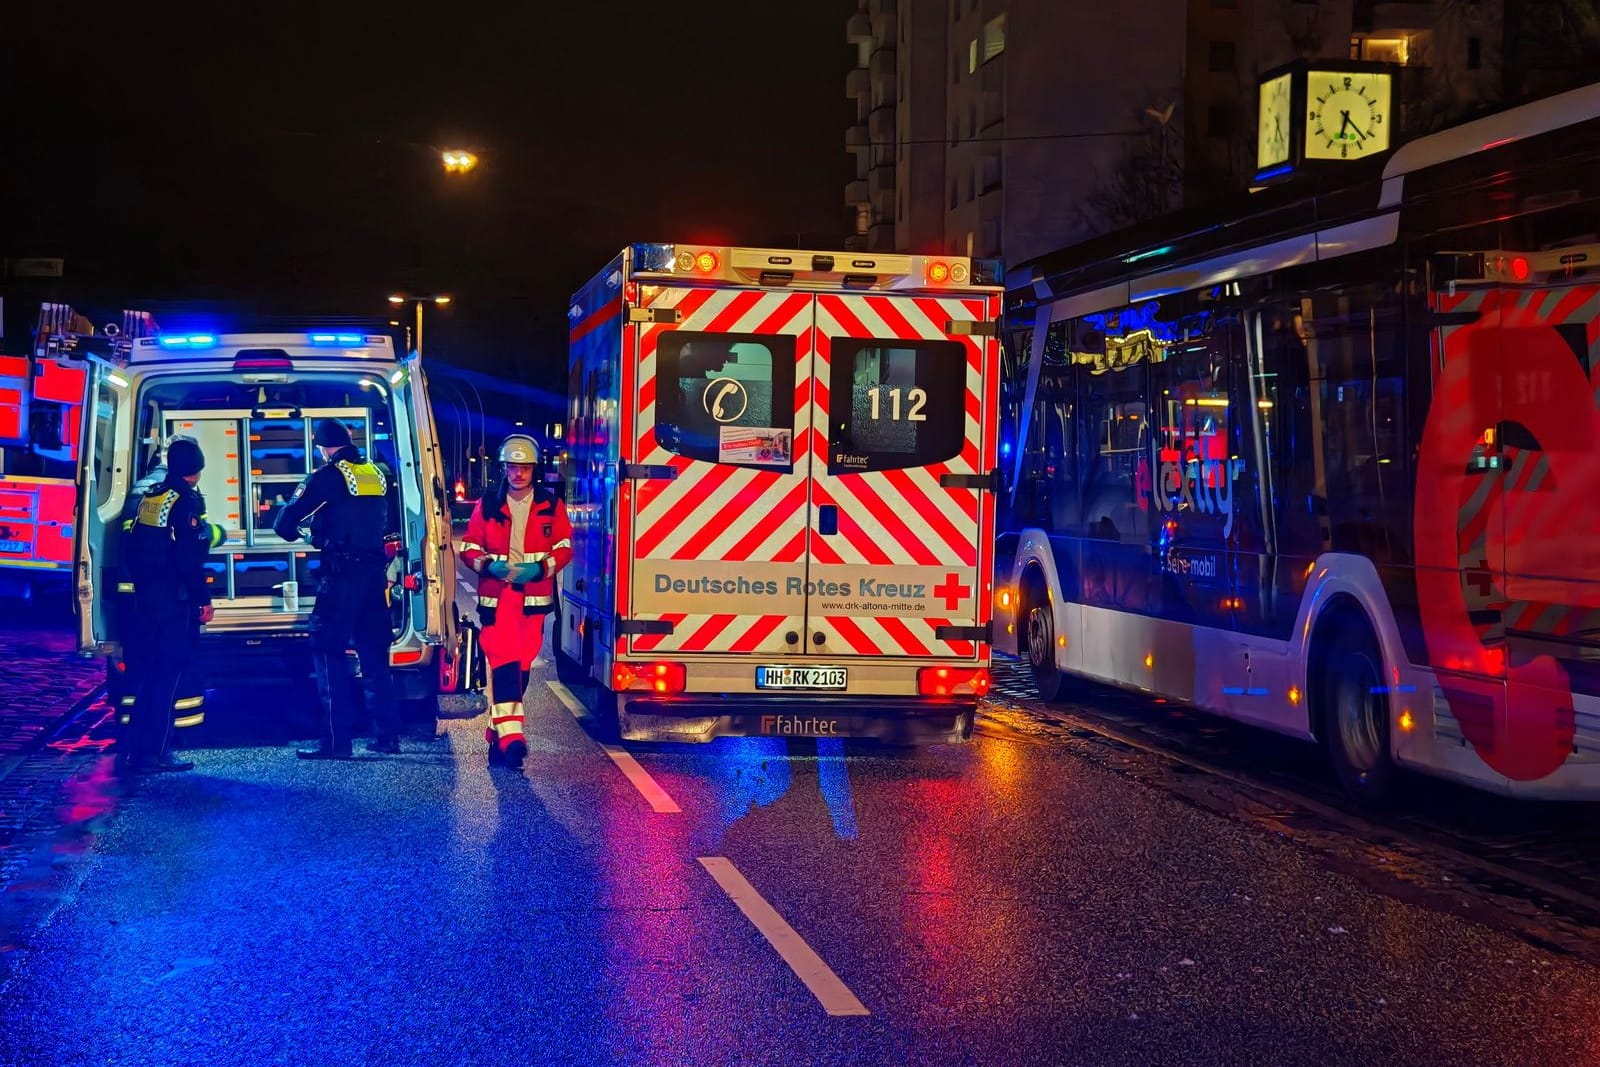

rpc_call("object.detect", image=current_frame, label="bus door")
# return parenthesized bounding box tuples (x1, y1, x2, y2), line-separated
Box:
(1149, 345, 1237, 635)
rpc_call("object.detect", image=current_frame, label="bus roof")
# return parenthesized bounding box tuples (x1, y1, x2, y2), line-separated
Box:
(1012, 80, 1600, 321)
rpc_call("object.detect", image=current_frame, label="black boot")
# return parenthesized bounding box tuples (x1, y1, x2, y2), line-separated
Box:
(138, 752, 195, 774)
(365, 736, 401, 755)
(502, 739, 528, 767)
(298, 742, 354, 760)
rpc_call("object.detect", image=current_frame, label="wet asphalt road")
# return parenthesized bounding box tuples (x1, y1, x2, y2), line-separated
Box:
(5, 657, 1600, 1066)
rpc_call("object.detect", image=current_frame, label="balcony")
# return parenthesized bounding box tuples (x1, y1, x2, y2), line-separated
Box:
(868, 104, 896, 145)
(846, 66, 870, 98)
(846, 124, 870, 152)
(868, 163, 895, 199)
(847, 11, 872, 44)
(845, 179, 869, 205)
(870, 46, 896, 79)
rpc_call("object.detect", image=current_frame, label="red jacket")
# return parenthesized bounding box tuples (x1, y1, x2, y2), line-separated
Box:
(459, 487, 572, 617)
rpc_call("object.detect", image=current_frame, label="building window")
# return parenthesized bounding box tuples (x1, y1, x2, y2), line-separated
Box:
(951, 49, 960, 84)
(898, 190, 904, 222)
(856, 205, 871, 235)
(966, 232, 975, 257)
(1208, 41, 1236, 74)
(968, 101, 978, 138)
(982, 14, 1007, 62)
(949, 117, 958, 146)
(951, 0, 958, 21)
(969, 38, 979, 74)
(1467, 36, 1482, 69)
(966, 167, 975, 202)
(1205, 101, 1236, 138)
(981, 221, 1000, 257)
(950, 179, 958, 209)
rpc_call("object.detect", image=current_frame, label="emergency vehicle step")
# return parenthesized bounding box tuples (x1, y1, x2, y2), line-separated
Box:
(935, 623, 991, 642)
(618, 617, 676, 636)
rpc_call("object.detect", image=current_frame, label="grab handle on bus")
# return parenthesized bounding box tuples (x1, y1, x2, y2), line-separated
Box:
(817, 504, 838, 535)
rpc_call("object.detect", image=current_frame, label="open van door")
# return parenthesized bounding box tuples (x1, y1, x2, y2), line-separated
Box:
(72, 361, 131, 655)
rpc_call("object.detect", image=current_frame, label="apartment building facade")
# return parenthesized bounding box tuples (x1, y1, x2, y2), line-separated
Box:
(846, 0, 1516, 264)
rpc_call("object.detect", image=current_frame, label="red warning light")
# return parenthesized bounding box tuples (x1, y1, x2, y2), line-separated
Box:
(927, 261, 951, 284)
(695, 251, 719, 273)
(453, 480, 466, 501)
(1510, 256, 1530, 281)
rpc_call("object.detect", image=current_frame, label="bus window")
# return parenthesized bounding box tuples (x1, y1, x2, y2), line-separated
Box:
(1080, 362, 1148, 543)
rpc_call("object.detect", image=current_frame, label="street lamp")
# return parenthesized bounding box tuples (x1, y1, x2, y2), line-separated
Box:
(386, 294, 452, 358)
(441, 149, 479, 174)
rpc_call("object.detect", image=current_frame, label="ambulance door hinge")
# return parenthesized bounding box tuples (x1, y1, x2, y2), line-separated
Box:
(935, 622, 991, 642)
(946, 318, 999, 337)
(617, 618, 675, 636)
(627, 307, 682, 325)
(622, 463, 677, 481)
(939, 468, 1001, 493)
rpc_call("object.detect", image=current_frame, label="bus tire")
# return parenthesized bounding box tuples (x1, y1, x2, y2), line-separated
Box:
(1317, 623, 1399, 807)
(1022, 577, 1066, 702)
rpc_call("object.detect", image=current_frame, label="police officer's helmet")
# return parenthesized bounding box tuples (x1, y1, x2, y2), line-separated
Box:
(498, 434, 541, 466)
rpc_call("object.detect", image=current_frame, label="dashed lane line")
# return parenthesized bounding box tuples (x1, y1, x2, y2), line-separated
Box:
(546, 680, 681, 814)
(697, 856, 870, 1017)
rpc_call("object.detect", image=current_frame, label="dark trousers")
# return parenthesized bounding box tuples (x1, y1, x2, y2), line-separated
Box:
(309, 562, 400, 752)
(125, 598, 196, 767)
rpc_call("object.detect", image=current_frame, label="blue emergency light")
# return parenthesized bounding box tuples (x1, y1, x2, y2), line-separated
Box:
(158, 334, 219, 349)
(308, 333, 365, 347)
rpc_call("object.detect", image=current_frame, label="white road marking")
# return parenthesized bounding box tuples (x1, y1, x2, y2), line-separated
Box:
(697, 856, 870, 1017)
(546, 680, 681, 814)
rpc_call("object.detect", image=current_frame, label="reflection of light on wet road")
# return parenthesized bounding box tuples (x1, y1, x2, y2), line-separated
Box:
(815, 739, 859, 840)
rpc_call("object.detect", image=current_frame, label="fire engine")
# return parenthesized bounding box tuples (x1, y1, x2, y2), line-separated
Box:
(558, 244, 1003, 743)
(0, 304, 96, 601)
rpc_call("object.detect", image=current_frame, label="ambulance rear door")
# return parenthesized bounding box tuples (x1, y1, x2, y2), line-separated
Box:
(626, 284, 815, 658)
(806, 291, 999, 661)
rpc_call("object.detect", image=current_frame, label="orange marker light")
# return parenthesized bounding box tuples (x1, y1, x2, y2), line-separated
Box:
(695, 251, 719, 273)
(927, 261, 951, 284)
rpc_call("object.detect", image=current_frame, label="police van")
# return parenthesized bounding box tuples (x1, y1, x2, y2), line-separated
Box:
(560, 244, 1003, 743)
(55, 319, 475, 718)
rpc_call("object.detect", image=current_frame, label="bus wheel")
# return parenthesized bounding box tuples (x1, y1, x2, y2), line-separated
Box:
(1023, 583, 1066, 702)
(1319, 627, 1398, 807)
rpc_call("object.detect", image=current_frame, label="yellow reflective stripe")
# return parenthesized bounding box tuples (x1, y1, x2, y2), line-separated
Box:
(116, 582, 136, 593)
(478, 596, 499, 607)
(523, 593, 556, 607)
(119, 696, 136, 706)
(549, 539, 571, 551)
(460, 541, 484, 553)
(335, 460, 387, 497)
(173, 713, 205, 728)
(173, 696, 205, 710)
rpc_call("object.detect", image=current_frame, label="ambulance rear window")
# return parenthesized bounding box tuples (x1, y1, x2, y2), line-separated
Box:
(655, 331, 796, 468)
(828, 339, 965, 473)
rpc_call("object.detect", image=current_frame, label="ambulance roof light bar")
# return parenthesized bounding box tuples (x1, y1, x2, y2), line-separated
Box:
(628, 243, 1001, 291)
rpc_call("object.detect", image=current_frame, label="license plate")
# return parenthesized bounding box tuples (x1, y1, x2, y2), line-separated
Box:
(755, 665, 847, 690)
(0, 540, 27, 554)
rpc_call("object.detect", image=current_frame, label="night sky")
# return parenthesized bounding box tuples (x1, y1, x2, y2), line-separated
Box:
(2, 1, 857, 417)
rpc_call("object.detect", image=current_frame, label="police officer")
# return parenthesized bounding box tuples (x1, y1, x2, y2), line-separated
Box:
(274, 418, 401, 759)
(119, 437, 217, 775)
(459, 434, 572, 767)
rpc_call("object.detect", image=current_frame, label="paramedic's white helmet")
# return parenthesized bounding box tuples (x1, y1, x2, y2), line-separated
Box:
(498, 434, 541, 466)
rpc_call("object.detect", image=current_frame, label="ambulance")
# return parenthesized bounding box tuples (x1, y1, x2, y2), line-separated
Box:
(559, 244, 1003, 743)
(56, 316, 477, 718)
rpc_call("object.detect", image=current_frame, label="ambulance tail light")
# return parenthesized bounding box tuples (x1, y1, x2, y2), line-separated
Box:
(917, 666, 990, 697)
(234, 356, 294, 372)
(612, 661, 687, 694)
(674, 249, 720, 275)
(391, 649, 425, 666)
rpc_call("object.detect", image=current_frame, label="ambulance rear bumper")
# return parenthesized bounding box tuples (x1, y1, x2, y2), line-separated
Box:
(618, 694, 976, 745)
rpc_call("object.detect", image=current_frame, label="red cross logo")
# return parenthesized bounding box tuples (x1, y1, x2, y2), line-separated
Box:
(933, 572, 971, 612)
(1465, 560, 1495, 598)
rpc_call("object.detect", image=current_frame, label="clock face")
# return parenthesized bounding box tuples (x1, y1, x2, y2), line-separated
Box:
(1305, 70, 1392, 159)
(1257, 73, 1292, 170)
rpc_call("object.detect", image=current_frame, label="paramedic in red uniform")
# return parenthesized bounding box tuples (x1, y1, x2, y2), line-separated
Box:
(458, 434, 572, 768)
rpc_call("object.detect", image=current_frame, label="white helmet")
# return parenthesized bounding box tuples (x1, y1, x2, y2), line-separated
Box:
(498, 433, 540, 465)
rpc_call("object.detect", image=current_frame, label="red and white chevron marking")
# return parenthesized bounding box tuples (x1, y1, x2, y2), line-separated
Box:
(629, 287, 814, 654)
